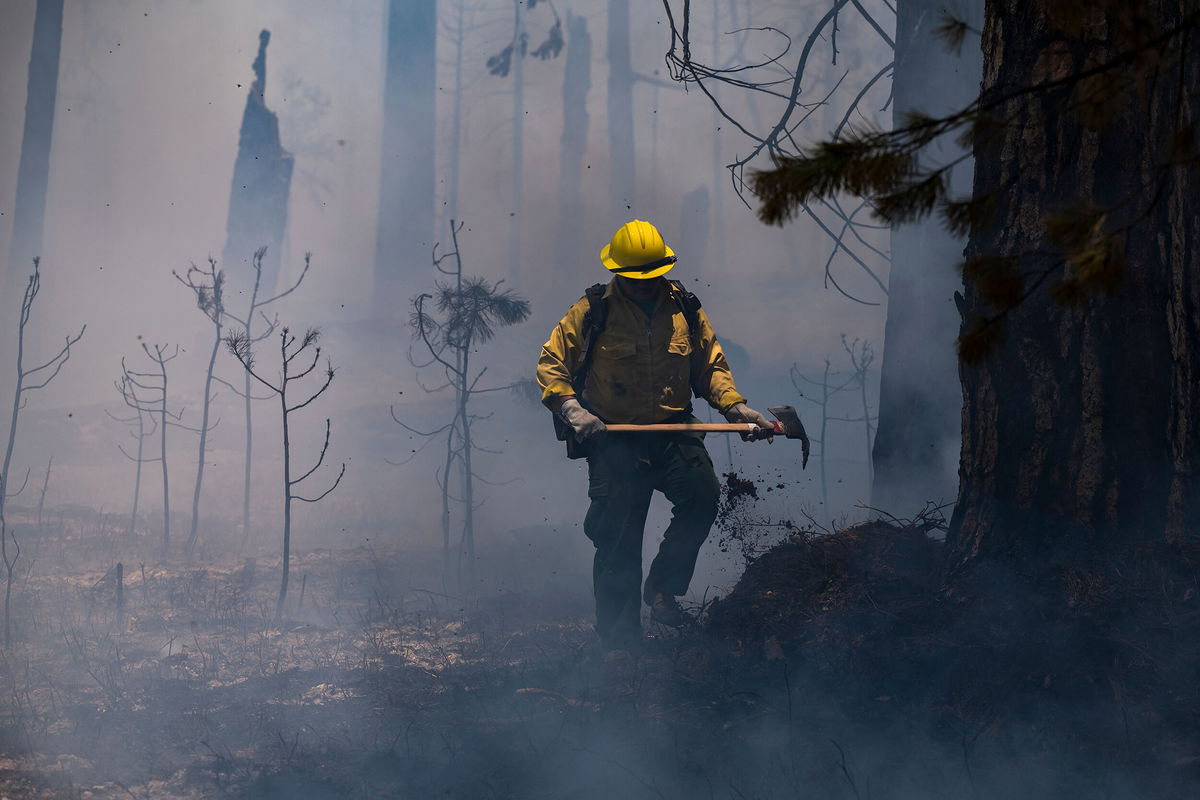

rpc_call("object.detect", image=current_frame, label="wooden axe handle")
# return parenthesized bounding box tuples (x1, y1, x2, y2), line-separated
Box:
(606, 422, 776, 434)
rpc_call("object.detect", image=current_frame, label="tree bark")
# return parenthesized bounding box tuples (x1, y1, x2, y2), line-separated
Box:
(508, 0, 526, 287)
(871, 0, 983, 515)
(444, 0, 468, 232)
(277, 389, 291, 622)
(947, 1, 1200, 581)
(7, 0, 63, 283)
(185, 323, 221, 555)
(159, 359, 170, 556)
(555, 12, 592, 294)
(374, 0, 436, 316)
(242, 362, 253, 549)
(37, 456, 51, 537)
(607, 0, 635, 218)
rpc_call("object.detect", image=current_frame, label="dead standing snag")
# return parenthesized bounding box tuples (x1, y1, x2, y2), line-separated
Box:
(226, 326, 344, 622)
(395, 219, 531, 588)
(220, 247, 310, 551)
(108, 370, 162, 541)
(173, 257, 227, 556)
(0, 258, 85, 646)
(122, 343, 195, 555)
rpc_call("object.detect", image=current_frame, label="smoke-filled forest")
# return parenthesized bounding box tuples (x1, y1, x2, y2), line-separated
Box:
(0, 1, 1197, 798)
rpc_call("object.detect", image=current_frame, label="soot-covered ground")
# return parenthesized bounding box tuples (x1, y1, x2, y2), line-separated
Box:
(0, 488, 1197, 799)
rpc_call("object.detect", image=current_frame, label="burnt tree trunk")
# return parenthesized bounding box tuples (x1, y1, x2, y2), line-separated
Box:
(374, 0, 436, 316)
(222, 31, 294, 299)
(554, 11, 592, 293)
(7, 0, 63, 283)
(507, 0, 526, 287)
(947, 2, 1200, 580)
(607, 0, 635, 217)
(871, 0, 983, 514)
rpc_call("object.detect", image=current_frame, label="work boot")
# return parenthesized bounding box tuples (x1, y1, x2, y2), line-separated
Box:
(649, 592, 689, 627)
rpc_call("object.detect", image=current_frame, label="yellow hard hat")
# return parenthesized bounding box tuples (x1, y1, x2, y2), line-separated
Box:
(600, 219, 677, 279)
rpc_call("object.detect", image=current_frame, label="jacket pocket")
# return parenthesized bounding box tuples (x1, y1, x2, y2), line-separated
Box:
(598, 335, 637, 359)
(667, 334, 692, 357)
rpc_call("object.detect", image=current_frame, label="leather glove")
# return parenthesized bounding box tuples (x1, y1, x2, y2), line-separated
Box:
(559, 398, 607, 441)
(724, 402, 774, 441)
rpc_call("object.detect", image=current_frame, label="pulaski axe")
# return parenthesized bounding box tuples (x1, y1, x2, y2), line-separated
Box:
(605, 405, 810, 468)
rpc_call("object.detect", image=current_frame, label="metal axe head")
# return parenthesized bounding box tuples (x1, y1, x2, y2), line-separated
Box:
(768, 405, 811, 469)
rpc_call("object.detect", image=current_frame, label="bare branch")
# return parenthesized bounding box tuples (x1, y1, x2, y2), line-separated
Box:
(116, 443, 162, 464)
(104, 408, 139, 425)
(259, 252, 312, 306)
(4, 468, 31, 499)
(389, 406, 455, 438)
(832, 61, 894, 141)
(849, 0, 894, 50)
(470, 471, 519, 487)
(291, 419, 333, 486)
(21, 326, 86, 391)
(211, 373, 276, 401)
(289, 348, 322, 382)
(287, 362, 335, 414)
(291, 462, 345, 504)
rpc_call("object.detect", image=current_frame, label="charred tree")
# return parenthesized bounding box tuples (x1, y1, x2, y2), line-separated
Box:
(227, 326, 344, 622)
(375, 0, 436, 316)
(7, 0, 63, 283)
(947, 3, 1200, 577)
(174, 259, 226, 556)
(871, 0, 983, 514)
(109, 373, 159, 541)
(395, 220, 531, 587)
(221, 30, 294, 300)
(220, 247, 308, 550)
(0, 259, 84, 645)
(35, 456, 51, 538)
(787, 347, 873, 527)
(123, 344, 190, 556)
(749, 3, 1200, 578)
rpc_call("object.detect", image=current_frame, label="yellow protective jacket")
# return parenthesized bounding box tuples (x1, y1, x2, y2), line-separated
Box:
(537, 278, 748, 424)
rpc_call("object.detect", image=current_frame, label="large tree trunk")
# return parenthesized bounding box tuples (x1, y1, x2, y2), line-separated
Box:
(947, 1, 1200, 580)
(507, 0, 526, 287)
(606, 0, 635, 218)
(7, 0, 63, 284)
(443, 0, 467, 231)
(871, 0, 983, 515)
(554, 12, 592, 293)
(709, 3, 725, 276)
(374, 0, 436, 317)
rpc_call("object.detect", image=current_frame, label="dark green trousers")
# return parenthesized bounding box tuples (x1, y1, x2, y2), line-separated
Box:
(583, 432, 721, 645)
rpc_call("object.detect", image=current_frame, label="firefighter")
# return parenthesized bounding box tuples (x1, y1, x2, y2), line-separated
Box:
(537, 220, 770, 648)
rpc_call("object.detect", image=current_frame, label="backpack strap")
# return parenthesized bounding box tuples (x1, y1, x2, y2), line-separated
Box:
(668, 279, 708, 405)
(571, 283, 609, 393)
(667, 279, 702, 340)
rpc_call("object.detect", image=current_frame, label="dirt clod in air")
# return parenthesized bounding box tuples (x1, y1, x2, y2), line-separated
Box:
(721, 472, 758, 502)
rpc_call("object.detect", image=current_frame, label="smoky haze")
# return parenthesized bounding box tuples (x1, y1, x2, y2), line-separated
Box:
(0, 0, 895, 564)
(0, 2, 974, 798)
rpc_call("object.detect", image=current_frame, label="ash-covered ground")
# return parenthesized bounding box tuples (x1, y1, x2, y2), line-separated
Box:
(1, 477, 1197, 800)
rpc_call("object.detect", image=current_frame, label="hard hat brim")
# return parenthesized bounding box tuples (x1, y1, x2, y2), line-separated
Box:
(600, 243, 677, 279)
